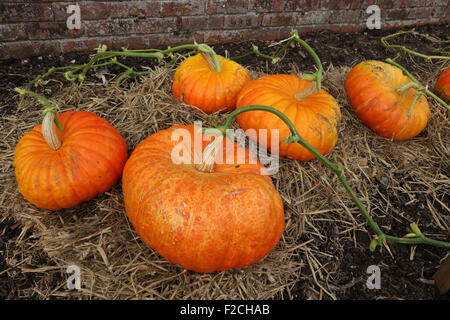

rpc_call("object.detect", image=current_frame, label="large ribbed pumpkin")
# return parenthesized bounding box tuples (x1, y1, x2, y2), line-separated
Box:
(172, 53, 251, 114)
(434, 68, 450, 103)
(235, 74, 341, 161)
(122, 125, 284, 273)
(345, 60, 430, 140)
(14, 111, 128, 210)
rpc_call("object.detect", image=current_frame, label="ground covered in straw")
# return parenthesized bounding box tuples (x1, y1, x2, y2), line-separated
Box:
(1, 23, 449, 300)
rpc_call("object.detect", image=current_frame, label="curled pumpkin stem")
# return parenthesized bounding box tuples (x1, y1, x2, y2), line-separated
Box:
(204, 104, 450, 251)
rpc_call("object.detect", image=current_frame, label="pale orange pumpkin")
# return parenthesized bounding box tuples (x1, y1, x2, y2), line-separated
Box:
(235, 74, 341, 161)
(14, 111, 128, 210)
(122, 124, 284, 273)
(172, 53, 251, 114)
(345, 60, 430, 140)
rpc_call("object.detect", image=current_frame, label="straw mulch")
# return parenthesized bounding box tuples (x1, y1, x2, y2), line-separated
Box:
(1, 56, 449, 300)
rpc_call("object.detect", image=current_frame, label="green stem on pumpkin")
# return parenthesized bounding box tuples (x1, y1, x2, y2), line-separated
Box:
(385, 59, 450, 112)
(14, 88, 63, 130)
(407, 92, 424, 117)
(424, 88, 450, 112)
(204, 104, 450, 250)
(290, 30, 323, 91)
(396, 81, 421, 94)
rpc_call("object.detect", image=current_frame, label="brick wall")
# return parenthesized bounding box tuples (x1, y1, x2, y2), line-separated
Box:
(0, 0, 449, 60)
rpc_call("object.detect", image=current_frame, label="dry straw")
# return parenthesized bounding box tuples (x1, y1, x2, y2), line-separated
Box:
(1, 56, 449, 299)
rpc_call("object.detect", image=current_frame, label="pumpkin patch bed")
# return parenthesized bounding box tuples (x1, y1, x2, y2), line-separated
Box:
(0, 23, 449, 300)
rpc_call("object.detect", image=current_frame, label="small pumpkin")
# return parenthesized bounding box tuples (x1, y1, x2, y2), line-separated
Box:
(14, 110, 128, 210)
(172, 53, 251, 114)
(122, 125, 284, 273)
(345, 60, 430, 140)
(235, 74, 341, 161)
(434, 68, 450, 103)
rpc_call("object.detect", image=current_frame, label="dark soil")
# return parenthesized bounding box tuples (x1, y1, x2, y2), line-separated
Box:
(1, 23, 449, 300)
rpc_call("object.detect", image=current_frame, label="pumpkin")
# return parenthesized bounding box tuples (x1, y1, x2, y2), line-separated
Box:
(122, 124, 284, 273)
(345, 60, 430, 140)
(14, 110, 128, 210)
(434, 68, 450, 103)
(172, 53, 251, 114)
(235, 74, 341, 161)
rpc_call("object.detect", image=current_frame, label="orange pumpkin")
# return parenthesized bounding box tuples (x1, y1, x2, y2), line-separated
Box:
(434, 68, 450, 103)
(345, 60, 430, 140)
(122, 124, 284, 273)
(172, 53, 251, 114)
(235, 74, 341, 161)
(14, 111, 128, 210)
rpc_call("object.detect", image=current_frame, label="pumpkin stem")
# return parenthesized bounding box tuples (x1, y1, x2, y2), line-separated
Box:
(42, 109, 62, 150)
(396, 81, 420, 94)
(200, 52, 219, 71)
(195, 134, 224, 173)
(294, 81, 318, 101)
(196, 44, 222, 72)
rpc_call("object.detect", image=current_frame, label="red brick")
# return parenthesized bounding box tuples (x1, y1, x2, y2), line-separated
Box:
(384, 8, 411, 20)
(299, 11, 333, 25)
(181, 15, 225, 31)
(203, 29, 245, 44)
(377, 0, 397, 8)
(0, 41, 59, 60)
(135, 17, 178, 34)
(60, 38, 113, 55)
(296, 0, 321, 11)
(242, 27, 281, 41)
(52, 1, 109, 22)
(0, 0, 448, 60)
(165, 32, 204, 47)
(206, 0, 248, 14)
(320, 0, 350, 10)
(161, 1, 204, 17)
(350, 0, 380, 10)
(112, 36, 149, 51)
(0, 24, 28, 41)
(83, 19, 135, 37)
(249, 0, 285, 12)
(262, 13, 298, 27)
(408, 7, 443, 19)
(26, 21, 83, 40)
(328, 10, 364, 24)
(224, 14, 261, 29)
(108, 1, 160, 18)
(0, 3, 53, 23)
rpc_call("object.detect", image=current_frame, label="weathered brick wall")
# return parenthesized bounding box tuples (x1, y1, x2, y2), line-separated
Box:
(0, 0, 449, 60)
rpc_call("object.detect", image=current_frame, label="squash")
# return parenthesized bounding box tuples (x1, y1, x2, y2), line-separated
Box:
(434, 68, 450, 103)
(122, 124, 284, 273)
(172, 53, 251, 114)
(14, 110, 128, 210)
(345, 60, 430, 140)
(235, 74, 341, 161)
